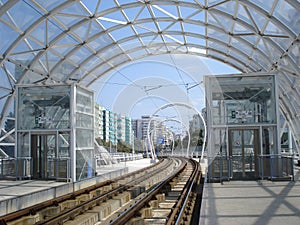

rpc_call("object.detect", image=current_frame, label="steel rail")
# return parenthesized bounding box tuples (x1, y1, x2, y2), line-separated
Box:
(36, 158, 174, 225)
(0, 158, 165, 224)
(169, 159, 201, 225)
(109, 157, 189, 225)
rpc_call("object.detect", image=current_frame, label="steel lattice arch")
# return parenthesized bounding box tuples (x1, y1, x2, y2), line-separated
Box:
(0, 0, 299, 153)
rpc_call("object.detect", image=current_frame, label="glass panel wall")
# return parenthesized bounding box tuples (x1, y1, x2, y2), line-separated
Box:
(207, 75, 276, 126)
(58, 132, 70, 157)
(16, 84, 95, 182)
(205, 74, 281, 181)
(17, 132, 30, 157)
(17, 85, 71, 130)
(75, 86, 94, 180)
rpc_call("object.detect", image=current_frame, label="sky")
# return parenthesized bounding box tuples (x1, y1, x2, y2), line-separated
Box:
(92, 54, 239, 122)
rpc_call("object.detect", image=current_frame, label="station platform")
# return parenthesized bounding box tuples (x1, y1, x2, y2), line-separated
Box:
(199, 166, 300, 225)
(0, 158, 152, 217)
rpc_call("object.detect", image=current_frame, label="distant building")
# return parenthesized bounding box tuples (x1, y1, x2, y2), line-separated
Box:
(95, 106, 132, 145)
(116, 114, 132, 145)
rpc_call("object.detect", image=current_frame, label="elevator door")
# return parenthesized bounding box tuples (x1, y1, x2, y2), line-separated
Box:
(31, 134, 56, 179)
(229, 129, 259, 179)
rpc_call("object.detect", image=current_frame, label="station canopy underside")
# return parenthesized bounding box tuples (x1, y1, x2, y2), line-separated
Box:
(0, 0, 299, 152)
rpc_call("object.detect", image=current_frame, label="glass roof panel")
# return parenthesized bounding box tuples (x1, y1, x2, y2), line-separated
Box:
(59, 3, 89, 17)
(97, 0, 118, 12)
(54, 14, 83, 28)
(109, 26, 136, 42)
(51, 61, 76, 81)
(20, 70, 46, 84)
(135, 5, 154, 20)
(69, 46, 93, 65)
(230, 37, 253, 55)
(216, 16, 233, 32)
(0, 67, 12, 90)
(256, 39, 269, 56)
(236, 4, 254, 25)
(87, 20, 105, 38)
(98, 10, 127, 29)
(134, 23, 154, 35)
(289, 42, 300, 66)
(252, 50, 269, 70)
(110, 54, 129, 67)
(129, 49, 147, 59)
(239, 34, 258, 46)
(208, 0, 226, 7)
(98, 45, 123, 61)
(180, 6, 205, 21)
(82, 56, 103, 71)
(80, 0, 99, 14)
(188, 8, 205, 21)
(264, 20, 288, 36)
(88, 33, 114, 51)
(54, 33, 80, 48)
(158, 21, 180, 32)
(226, 57, 245, 71)
(274, 0, 300, 34)
(46, 51, 64, 72)
(263, 39, 283, 62)
(151, 5, 178, 19)
(134, 22, 158, 34)
(183, 22, 205, 35)
(247, 7, 268, 32)
(208, 41, 227, 53)
(207, 49, 226, 62)
(90, 64, 112, 79)
(3, 60, 20, 82)
(34, 0, 66, 11)
(9, 53, 35, 68)
(0, 21, 19, 54)
(123, 6, 145, 22)
(151, 4, 178, 19)
(229, 49, 248, 65)
(250, 0, 275, 12)
(186, 35, 206, 46)
(29, 21, 46, 46)
(72, 21, 91, 41)
(233, 22, 255, 34)
(119, 39, 143, 51)
(270, 36, 293, 52)
(5, 0, 42, 31)
(0, 29, 11, 62)
(51, 44, 73, 56)
(207, 28, 229, 43)
(246, 60, 256, 71)
(214, 1, 237, 15)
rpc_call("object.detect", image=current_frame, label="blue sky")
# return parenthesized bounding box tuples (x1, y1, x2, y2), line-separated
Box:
(93, 54, 239, 120)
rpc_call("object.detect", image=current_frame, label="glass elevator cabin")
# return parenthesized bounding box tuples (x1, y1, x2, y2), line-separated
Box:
(16, 84, 95, 182)
(205, 74, 292, 181)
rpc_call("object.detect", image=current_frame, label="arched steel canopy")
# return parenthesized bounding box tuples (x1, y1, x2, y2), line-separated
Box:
(0, 0, 299, 152)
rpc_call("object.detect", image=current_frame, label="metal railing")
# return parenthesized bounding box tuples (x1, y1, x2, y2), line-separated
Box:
(0, 157, 71, 181)
(0, 158, 16, 179)
(109, 153, 143, 162)
(0, 157, 32, 179)
(47, 157, 71, 181)
(257, 154, 294, 181)
(207, 156, 232, 182)
(208, 154, 295, 182)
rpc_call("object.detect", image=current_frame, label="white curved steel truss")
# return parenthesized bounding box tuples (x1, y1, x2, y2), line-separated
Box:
(0, 0, 299, 152)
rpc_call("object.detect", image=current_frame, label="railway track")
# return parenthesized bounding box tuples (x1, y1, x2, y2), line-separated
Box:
(0, 157, 203, 225)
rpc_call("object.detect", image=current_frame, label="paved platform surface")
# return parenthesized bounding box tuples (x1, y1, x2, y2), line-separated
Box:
(200, 167, 300, 225)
